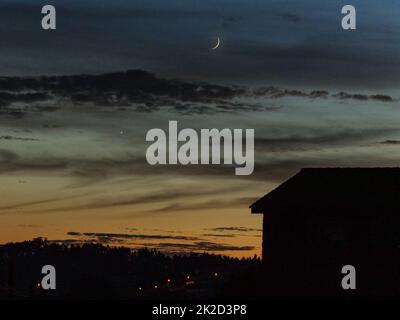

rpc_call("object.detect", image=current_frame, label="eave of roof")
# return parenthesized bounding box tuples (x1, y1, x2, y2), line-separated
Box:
(250, 167, 400, 213)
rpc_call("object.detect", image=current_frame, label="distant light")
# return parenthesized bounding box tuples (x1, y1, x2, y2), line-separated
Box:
(167, 279, 171, 283)
(186, 275, 190, 280)
(37, 283, 41, 288)
(154, 285, 158, 289)
(214, 272, 219, 277)
(138, 287, 142, 291)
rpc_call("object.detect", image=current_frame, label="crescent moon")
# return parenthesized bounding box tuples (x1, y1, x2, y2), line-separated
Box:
(211, 37, 221, 50)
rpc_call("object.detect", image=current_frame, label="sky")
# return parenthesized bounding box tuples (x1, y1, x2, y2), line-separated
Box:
(1, 0, 400, 257)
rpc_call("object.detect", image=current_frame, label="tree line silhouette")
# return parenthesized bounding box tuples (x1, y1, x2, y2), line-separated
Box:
(0, 238, 260, 299)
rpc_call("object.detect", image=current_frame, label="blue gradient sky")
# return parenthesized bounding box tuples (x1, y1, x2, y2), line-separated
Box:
(0, 1, 399, 89)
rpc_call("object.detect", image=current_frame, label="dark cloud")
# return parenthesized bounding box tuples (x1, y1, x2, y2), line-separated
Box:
(48, 239, 91, 246)
(278, 13, 302, 23)
(334, 92, 394, 102)
(206, 227, 262, 232)
(49, 237, 255, 253)
(0, 135, 39, 141)
(66, 232, 81, 236)
(0, 107, 28, 118)
(255, 128, 400, 152)
(42, 123, 63, 129)
(65, 231, 256, 253)
(141, 228, 182, 234)
(147, 241, 255, 252)
(68, 231, 200, 241)
(253, 86, 329, 99)
(379, 140, 400, 145)
(202, 234, 236, 238)
(253, 86, 395, 102)
(0, 70, 248, 114)
(0, 70, 280, 115)
(0, 91, 51, 107)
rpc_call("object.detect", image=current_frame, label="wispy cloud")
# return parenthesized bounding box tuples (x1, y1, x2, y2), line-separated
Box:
(68, 231, 200, 241)
(378, 140, 400, 145)
(0, 71, 396, 120)
(64, 231, 256, 253)
(152, 197, 256, 213)
(202, 234, 236, 238)
(206, 227, 262, 232)
(253, 86, 395, 102)
(0, 135, 40, 141)
(144, 241, 255, 252)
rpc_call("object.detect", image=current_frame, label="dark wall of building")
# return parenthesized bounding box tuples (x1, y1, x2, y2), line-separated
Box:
(260, 207, 400, 296)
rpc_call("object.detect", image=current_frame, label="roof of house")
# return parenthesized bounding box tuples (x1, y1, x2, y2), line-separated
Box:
(250, 168, 400, 213)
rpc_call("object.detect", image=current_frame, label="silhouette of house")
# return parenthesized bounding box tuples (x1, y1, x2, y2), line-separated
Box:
(250, 168, 400, 296)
